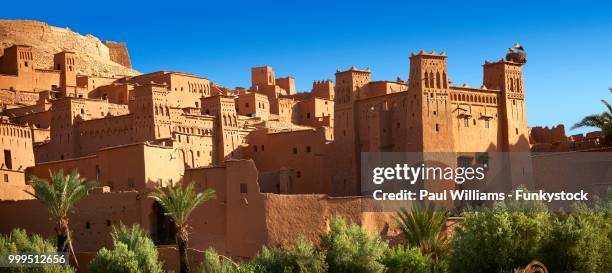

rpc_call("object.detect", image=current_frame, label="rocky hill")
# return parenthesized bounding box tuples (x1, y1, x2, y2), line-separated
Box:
(0, 20, 140, 77)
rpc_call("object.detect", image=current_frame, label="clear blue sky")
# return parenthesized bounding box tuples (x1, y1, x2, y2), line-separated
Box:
(2, 0, 611, 134)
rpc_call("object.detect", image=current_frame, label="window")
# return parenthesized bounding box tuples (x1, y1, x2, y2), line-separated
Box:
(254, 145, 258, 152)
(106, 220, 111, 227)
(24, 61, 28, 67)
(306, 113, 311, 119)
(85, 222, 91, 229)
(463, 118, 469, 127)
(240, 183, 248, 193)
(3, 174, 8, 183)
(484, 119, 490, 128)
(296, 171, 301, 178)
(435, 124, 439, 132)
(261, 145, 265, 151)
(293, 147, 297, 154)
(515, 128, 519, 135)
(306, 146, 311, 153)
(3, 150, 12, 169)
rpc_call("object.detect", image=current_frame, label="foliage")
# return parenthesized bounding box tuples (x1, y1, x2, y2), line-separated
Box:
(395, 202, 448, 272)
(571, 88, 612, 142)
(447, 210, 549, 273)
(538, 192, 612, 273)
(319, 216, 387, 273)
(250, 236, 326, 273)
(26, 169, 96, 253)
(197, 248, 253, 273)
(378, 246, 430, 273)
(89, 224, 164, 273)
(148, 182, 216, 241)
(148, 182, 216, 273)
(0, 229, 75, 273)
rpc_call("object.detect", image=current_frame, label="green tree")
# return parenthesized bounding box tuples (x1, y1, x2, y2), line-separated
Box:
(251, 236, 326, 273)
(395, 202, 449, 272)
(26, 170, 96, 263)
(89, 223, 164, 273)
(571, 89, 612, 143)
(148, 182, 216, 273)
(447, 210, 549, 273)
(0, 229, 75, 273)
(319, 216, 387, 273)
(378, 246, 430, 273)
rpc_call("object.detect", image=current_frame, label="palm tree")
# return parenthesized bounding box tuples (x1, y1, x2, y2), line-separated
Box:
(148, 182, 215, 273)
(26, 169, 96, 260)
(571, 99, 612, 143)
(395, 202, 449, 273)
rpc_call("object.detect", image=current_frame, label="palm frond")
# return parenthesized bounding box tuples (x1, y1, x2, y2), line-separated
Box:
(148, 182, 216, 230)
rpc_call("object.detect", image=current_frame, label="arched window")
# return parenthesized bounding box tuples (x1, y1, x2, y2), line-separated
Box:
(443, 72, 448, 88)
(424, 72, 429, 88)
(436, 72, 441, 89)
(429, 72, 435, 88)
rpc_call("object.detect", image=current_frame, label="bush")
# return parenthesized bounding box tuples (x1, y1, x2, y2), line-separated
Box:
(89, 224, 164, 273)
(447, 210, 549, 273)
(0, 229, 75, 273)
(538, 209, 612, 272)
(251, 236, 326, 273)
(197, 248, 252, 273)
(378, 246, 430, 273)
(319, 216, 387, 273)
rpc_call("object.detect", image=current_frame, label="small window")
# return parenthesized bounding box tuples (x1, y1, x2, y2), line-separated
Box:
(254, 145, 258, 152)
(293, 147, 298, 154)
(463, 118, 469, 127)
(306, 113, 311, 119)
(86, 222, 91, 229)
(435, 124, 439, 132)
(296, 171, 301, 178)
(3, 174, 8, 183)
(24, 61, 28, 67)
(306, 146, 311, 153)
(106, 220, 111, 227)
(515, 128, 519, 135)
(484, 120, 490, 128)
(240, 183, 248, 193)
(261, 145, 265, 151)
(3, 150, 12, 169)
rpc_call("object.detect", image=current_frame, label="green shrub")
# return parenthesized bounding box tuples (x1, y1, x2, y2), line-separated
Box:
(447, 210, 549, 273)
(0, 229, 75, 273)
(89, 224, 164, 273)
(251, 236, 326, 273)
(319, 216, 387, 273)
(197, 248, 252, 273)
(378, 246, 430, 273)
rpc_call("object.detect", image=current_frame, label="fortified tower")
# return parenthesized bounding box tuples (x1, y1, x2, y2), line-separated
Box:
(0, 45, 34, 76)
(129, 83, 172, 142)
(482, 46, 532, 190)
(483, 49, 529, 152)
(408, 51, 454, 152)
(201, 94, 240, 164)
(53, 51, 77, 91)
(333, 66, 370, 195)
